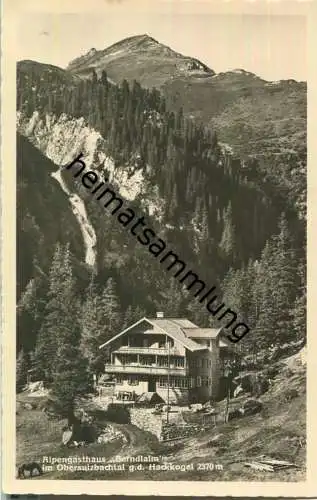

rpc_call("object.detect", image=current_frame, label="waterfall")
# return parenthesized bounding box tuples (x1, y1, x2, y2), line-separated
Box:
(51, 169, 97, 267)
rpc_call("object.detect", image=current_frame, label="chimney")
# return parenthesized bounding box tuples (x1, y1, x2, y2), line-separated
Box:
(156, 311, 164, 319)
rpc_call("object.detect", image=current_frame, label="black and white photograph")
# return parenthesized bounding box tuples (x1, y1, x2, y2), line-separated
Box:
(1, 0, 314, 495)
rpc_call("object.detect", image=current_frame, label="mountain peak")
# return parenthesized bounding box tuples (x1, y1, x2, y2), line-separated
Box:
(87, 47, 97, 56)
(102, 33, 161, 53)
(67, 34, 215, 84)
(129, 34, 159, 44)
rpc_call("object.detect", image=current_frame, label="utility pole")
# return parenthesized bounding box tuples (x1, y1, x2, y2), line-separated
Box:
(167, 337, 170, 424)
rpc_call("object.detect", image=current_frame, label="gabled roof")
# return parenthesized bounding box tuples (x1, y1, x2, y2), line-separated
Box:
(183, 327, 223, 339)
(162, 318, 198, 328)
(147, 318, 205, 351)
(99, 317, 207, 352)
(99, 317, 227, 352)
(219, 337, 232, 347)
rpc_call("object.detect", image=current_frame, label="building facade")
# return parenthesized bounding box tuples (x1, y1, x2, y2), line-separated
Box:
(99, 313, 232, 405)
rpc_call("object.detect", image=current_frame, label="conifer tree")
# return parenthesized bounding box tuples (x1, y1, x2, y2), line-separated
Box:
(80, 275, 120, 376)
(222, 267, 243, 314)
(220, 202, 236, 261)
(168, 184, 178, 221)
(252, 239, 278, 348)
(122, 305, 146, 329)
(16, 349, 30, 392)
(101, 277, 121, 336)
(292, 292, 306, 343)
(250, 214, 299, 348)
(156, 280, 184, 318)
(17, 277, 45, 353)
(51, 331, 90, 422)
(34, 244, 79, 381)
(43, 246, 91, 421)
(271, 214, 298, 341)
(101, 70, 109, 88)
(80, 274, 102, 375)
(211, 130, 218, 149)
(186, 296, 211, 327)
(291, 259, 306, 342)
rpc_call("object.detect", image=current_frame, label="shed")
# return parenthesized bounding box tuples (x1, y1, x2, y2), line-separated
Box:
(136, 392, 165, 406)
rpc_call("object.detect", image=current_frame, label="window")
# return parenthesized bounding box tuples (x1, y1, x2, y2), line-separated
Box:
(202, 376, 209, 387)
(140, 355, 155, 366)
(179, 378, 189, 388)
(158, 356, 168, 367)
(174, 357, 184, 368)
(120, 354, 137, 365)
(129, 336, 136, 347)
(158, 377, 168, 388)
(158, 377, 189, 388)
(116, 376, 124, 385)
(197, 376, 202, 387)
(127, 376, 139, 386)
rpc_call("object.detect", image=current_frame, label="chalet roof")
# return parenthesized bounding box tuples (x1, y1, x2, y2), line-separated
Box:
(160, 318, 198, 328)
(183, 327, 223, 339)
(219, 337, 233, 348)
(147, 318, 205, 352)
(99, 318, 206, 351)
(99, 317, 224, 352)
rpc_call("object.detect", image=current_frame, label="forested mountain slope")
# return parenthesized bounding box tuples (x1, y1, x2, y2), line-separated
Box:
(16, 35, 306, 375)
(66, 35, 306, 219)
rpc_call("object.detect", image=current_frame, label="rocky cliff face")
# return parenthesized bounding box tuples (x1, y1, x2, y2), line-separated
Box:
(17, 110, 166, 267)
(17, 111, 163, 203)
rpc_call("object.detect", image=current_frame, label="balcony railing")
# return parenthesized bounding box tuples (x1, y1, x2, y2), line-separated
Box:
(104, 363, 189, 376)
(113, 346, 182, 356)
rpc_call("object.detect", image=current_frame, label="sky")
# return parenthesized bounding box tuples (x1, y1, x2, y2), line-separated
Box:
(16, 9, 307, 82)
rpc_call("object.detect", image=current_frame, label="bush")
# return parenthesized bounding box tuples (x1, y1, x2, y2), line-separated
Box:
(104, 404, 130, 424)
(75, 423, 98, 443)
(284, 389, 298, 402)
(16, 350, 29, 392)
(264, 365, 281, 380)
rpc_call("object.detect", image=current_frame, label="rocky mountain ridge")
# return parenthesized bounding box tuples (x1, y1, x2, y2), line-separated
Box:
(66, 34, 215, 82)
(18, 33, 306, 184)
(64, 34, 306, 208)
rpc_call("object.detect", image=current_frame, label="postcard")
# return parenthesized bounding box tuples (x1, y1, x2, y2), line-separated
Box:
(1, 0, 316, 496)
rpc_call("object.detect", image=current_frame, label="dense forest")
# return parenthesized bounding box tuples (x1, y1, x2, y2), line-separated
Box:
(16, 62, 306, 398)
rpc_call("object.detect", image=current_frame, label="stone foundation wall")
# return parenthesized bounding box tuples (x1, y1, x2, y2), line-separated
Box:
(130, 408, 210, 441)
(130, 408, 163, 438)
(161, 422, 201, 441)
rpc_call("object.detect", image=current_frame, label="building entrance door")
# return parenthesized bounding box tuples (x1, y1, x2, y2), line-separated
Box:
(148, 377, 156, 392)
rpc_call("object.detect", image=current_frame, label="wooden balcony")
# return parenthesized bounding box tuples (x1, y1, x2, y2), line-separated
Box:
(113, 345, 182, 356)
(104, 364, 189, 377)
